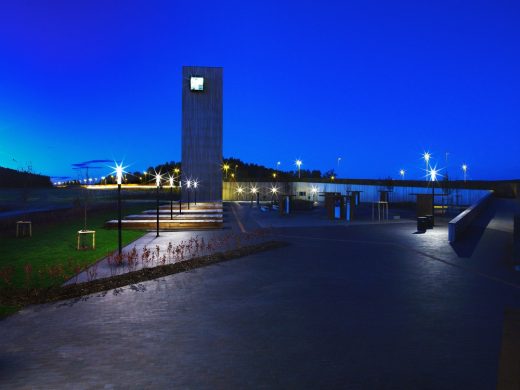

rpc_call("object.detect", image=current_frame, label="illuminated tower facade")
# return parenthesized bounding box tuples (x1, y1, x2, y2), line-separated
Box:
(181, 66, 223, 202)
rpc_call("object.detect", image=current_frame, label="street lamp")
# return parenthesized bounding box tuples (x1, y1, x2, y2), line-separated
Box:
(250, 186, 258, 207)
(400, 169, 405, 180)
(168, 175, 174, 219)
(311, 185, 318, 203)
(236, 185, 244, 200)
(114, 162, 124, 255)
(337, 157, 341, 177)
(423, 152, 431, 181)
(186, 179, 191, 210)
(270, 185, 278, 206)
(295, 159, 302, 179)
(155, 172, 162, 237)
(462, 164, 467, 182)
(193, 179, 198, 205)
(223, 163, 230, 179)
(428, 165, 440, 226)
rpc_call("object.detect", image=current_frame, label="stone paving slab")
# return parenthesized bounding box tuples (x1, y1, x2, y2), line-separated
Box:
(1, 230, 519, 388)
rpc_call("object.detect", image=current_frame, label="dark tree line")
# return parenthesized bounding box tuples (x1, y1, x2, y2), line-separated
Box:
(0, 167, 52, 188)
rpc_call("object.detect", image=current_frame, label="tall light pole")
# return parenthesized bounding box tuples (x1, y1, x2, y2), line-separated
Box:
(429, 166, 439, 226)
(250, 186, 258, 207)
(295, 159, 302, 179)
(462, 164, 467, 182)
(236, 185, 243, 201)
(222, 164, 229, 179)
(115, 163, 123, 255)
(423, 152, 431, 181)
(186, 179, 191, 210)
(155, 172, 162, 237)
(311, 186, 318, 204)
(193, 180, 198, 205)
(270, 186, 278, 206)
(169, 175, 174, 219)
(337, 157, 341, 177)
(400, 169, 405, 180)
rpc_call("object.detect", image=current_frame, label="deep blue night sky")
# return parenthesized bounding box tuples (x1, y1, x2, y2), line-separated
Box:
(0, 1, 519, 181)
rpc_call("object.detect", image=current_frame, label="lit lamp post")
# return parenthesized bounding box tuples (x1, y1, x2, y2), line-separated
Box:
(236, 185, 243, 201)
(423, 152, 431, 181)
(250, 186, 258, 207)
(270, 186, 278, 206)
(337, 157, 341, 177)
(311, 186, 318, 204)
(400, 169, 405, 180)
(193, 180, 198, 205)
(462, 164, 467, 182)
(295, 159, 302, 179)
(115, 163, 124, 255)
(429, 166, 439, 226)
(223, 164, 230, 179)
(186, 180, 191, 210)
(169, 175, 174, 219)
(155, 172, 162, 237)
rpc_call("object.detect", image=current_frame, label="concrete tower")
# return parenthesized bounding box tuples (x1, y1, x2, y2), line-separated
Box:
(181, 66, 223, 202)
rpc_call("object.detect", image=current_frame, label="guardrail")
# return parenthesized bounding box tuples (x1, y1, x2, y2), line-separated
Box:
(448, 192, 493, 243)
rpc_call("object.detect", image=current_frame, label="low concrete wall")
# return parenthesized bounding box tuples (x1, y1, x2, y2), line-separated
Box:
(448, 192, 493, 243)
(514, 216, 520, 266)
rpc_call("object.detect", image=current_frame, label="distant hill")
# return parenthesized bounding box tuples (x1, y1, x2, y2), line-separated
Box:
(0, 166, 52, 188)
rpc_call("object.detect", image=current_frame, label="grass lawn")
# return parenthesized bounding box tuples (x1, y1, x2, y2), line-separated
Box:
(0, 204, 148, 313)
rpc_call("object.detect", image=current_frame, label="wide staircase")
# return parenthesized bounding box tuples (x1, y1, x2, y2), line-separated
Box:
(105, 201, 223, 230)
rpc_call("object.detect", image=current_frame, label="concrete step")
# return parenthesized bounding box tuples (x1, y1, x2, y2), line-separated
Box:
(142, 209, 223, 214)
(105, 219, 223, 230)
(125, 214, 223, 220)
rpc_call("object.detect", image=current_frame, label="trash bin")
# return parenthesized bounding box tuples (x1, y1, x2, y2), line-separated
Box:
(417, 217, 428, 232)
(425, 214, 434, 229)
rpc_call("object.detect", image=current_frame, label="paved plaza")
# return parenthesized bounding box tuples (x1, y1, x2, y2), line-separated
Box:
(1, 198, 519, 388)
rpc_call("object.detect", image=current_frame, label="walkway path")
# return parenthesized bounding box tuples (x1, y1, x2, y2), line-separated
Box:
(1, 198, 519, 388)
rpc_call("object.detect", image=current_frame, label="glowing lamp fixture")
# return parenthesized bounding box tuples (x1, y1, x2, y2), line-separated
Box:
(236, 186, 244, 194)
(423, 152, 431, 163)
(270, 186, 278, 194)
(400, 169, 405, 179)
(169, 175, 174, 188)
(115, 163, 124, 185)
(462, 164, 467, 172)
(186, 179, 192, 189)
(193, 180, 198, 189)
(251, 186, 258, 194)
(155, 173, 162, 187)
(429, 167, 439, 182)
(311, 186, 318, 194)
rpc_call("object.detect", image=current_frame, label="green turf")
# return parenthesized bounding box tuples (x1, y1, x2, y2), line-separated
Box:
(0, 205, 148, 290)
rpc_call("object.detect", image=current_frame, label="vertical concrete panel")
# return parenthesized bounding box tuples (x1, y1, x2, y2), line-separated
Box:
(181, 66, 223, 202)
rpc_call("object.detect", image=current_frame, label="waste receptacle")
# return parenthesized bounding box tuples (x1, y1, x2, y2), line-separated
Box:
(417, 217, 428, 232)
(425, 214, 434, 229)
